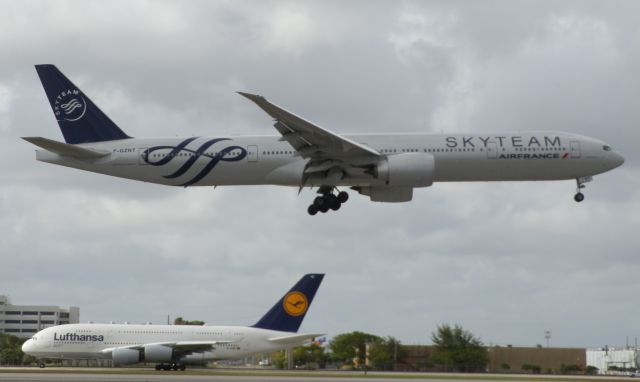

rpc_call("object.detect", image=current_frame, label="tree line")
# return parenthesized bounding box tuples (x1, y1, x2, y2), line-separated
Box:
(271, 324, 488, 371)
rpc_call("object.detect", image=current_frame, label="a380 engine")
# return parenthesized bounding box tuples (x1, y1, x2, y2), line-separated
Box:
(111, 345, 175, 366)
(111, 348, 141, 366)
(143, 344, 174, 363)
(375, 152, 435, 187)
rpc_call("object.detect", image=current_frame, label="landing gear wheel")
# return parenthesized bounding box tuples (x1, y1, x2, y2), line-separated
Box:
(313, 196, 325, 207)
(337, 191, 349, 203)
(162, 364, 171, 371)
(172, 363, 179, 371)
(38, 362, 45, 369)
(319, 204, 330, 213)
(330, 202, 341, 211)
(574, 192, 585, 202)
(307, 205, 319, 215)
(155, 364, 162, 371)
(179, 364, 186, 371)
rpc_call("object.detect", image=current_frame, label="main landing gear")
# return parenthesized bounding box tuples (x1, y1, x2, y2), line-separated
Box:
(155, 363, 186, 371)
(574, 176, 592, 202)
(307, 186, 349, 215)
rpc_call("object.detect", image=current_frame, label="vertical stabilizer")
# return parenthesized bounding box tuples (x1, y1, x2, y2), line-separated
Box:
(34, 64, 131, 144)
(252, 274, 324, 333)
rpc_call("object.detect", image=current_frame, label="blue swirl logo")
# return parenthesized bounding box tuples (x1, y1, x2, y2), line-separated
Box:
(142, 138, 247, 186)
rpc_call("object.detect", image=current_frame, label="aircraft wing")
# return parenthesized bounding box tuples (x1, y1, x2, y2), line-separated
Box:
(102, 340, 232, 355)
(238, 92, 380, 160)
(167, 340, 232, 353)
(268, 333, 325, 345)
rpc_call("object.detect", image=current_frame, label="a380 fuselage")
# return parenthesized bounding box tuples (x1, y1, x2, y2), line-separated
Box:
(34, 132, 624, 188)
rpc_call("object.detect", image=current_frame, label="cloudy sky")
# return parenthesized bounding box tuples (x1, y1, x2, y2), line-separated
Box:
(1, 0, 639, 349)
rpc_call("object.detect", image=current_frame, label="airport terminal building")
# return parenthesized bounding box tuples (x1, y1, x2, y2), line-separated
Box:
(0, 295, 79, 338)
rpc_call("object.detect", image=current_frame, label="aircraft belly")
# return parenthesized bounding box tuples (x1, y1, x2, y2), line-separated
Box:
(434, 156, 594, 182)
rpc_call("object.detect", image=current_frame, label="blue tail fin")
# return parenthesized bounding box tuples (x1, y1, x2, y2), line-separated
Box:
(35, 65, 131, 144)
(252, 274, 324, 333)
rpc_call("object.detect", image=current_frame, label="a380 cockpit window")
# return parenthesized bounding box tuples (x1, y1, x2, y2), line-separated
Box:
(603, 145, 612, 151)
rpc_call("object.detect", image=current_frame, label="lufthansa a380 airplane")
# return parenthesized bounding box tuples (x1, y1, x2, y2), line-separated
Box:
(22, 274, 324, 371)
(24, 65, 624, 215)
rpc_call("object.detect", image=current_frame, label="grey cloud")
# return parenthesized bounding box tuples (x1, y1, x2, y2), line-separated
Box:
(0, 0, 637, 348)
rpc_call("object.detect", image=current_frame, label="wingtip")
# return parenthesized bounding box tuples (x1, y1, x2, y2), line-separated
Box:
(237, 91, 265, 102)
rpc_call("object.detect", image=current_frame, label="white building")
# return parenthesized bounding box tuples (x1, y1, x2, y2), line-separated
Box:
(587, 348, 638, 374)
(0, 295, 79, 338)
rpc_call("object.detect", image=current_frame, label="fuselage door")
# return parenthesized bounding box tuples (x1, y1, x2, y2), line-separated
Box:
(486, 142, 498, 159)
(247, 145, 258, 162)
(138, 148, 149, 165)
(570, 141, 581, 158)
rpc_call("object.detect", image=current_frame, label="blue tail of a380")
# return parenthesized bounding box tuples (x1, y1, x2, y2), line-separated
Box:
(252, 274, 324, 333)
(35, 64, 131, 144)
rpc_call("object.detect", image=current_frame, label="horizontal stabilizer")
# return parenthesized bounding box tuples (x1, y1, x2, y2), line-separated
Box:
(268, 333, 325, 345)
(22, 137, 110, 159)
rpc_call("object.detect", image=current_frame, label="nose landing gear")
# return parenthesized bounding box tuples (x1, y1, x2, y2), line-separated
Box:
(574, 176, 592, 202)
(307, 186, 349, 215)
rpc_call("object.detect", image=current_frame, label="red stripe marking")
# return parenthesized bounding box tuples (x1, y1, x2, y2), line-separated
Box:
(562, 153, 569, 159)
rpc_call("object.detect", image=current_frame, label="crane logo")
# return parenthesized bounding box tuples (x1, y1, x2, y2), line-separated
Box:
(283, 291, 308, 317)
(54, 89, 87, 122)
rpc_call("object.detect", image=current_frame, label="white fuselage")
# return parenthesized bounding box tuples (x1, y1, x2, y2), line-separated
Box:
(22, 323, 294, 363)
(33, 132, 624, 189)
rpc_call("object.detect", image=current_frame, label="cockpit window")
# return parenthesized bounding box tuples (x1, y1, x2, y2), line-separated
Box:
(603, 145, 612, 151)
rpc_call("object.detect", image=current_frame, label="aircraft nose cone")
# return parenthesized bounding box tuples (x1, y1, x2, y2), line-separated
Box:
(612, 152, 625, 168)
(21, 339, 33, 353)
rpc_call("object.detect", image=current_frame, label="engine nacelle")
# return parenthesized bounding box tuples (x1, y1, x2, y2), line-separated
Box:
(111, 348, 141, 366)
(376, 153, 435, 187)
(144, 344, 174, 363)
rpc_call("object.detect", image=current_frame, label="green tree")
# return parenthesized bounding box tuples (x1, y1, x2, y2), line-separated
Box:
(430, 324, 489, 372)
(0, 333, 29, 365)
(272, 351, 287, 369)
(329, 331, 382, 365)
(292, 343, 328, 368)
(173, 317, 205, 326)
(369, 336, 407, 370)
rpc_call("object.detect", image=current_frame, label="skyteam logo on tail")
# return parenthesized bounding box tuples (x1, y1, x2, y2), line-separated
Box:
(283, 291, 308, 317)
(54, 89, 87, 122)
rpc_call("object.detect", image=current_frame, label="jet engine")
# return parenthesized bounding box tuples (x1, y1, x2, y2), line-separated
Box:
(111, 348, 141, 366)
(376, 153, 435, 187)
(143, 344, 174, 363)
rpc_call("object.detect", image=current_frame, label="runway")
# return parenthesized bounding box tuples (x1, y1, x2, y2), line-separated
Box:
(0, 368, 635, 382)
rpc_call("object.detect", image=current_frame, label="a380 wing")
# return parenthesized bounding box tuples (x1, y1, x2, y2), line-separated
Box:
(238, 92, 380, 160)
(103, 340, 232, 355)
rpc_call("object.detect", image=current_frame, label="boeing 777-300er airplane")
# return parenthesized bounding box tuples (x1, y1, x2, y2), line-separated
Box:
(22, 274, 324, 370)
(24, 65, 624, 215)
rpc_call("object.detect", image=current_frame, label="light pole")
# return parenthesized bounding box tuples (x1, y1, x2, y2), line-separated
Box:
(544, 330, 551, 348)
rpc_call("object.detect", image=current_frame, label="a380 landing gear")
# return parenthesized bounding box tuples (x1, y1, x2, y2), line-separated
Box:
(307, 186, 349, 215)
(155, 363, 186, 371)
(574, 176, 592, 203)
